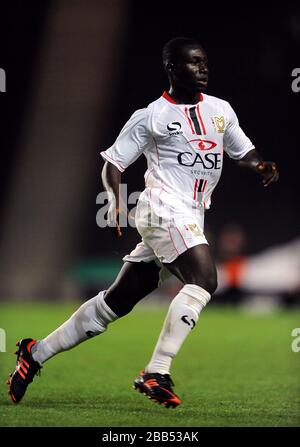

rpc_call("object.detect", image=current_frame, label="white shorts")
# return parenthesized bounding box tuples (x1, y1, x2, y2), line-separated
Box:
(123, 188, 208, 269)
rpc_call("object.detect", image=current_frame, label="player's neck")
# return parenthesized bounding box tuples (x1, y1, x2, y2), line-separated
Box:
(168, 86, 201, 105)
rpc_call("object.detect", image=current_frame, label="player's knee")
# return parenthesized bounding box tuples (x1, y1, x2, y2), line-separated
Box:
(190, 271, 218, 295)
(206, 274, 218, 295)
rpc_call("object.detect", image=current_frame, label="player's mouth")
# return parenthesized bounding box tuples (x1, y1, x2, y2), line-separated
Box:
(195, 79, 208, 89)
(196, 76, 208, 87)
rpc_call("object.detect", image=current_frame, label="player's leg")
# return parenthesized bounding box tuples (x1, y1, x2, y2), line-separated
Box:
(104, 259, 161, 317)
(164, 243, 217, 292)
(144, 243, 217, 374)
(31, 260, 160, 364)
(134, 244, 217, 407)
(7, 260, 160, 403)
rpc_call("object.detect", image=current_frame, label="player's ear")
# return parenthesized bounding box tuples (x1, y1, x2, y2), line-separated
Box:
(166, 62, 175, 73)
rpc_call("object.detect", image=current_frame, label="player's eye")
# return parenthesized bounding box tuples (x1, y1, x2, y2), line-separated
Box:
(190, 58, 208, 67)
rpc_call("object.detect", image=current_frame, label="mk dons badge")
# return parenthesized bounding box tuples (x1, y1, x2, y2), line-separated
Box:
(188, 223, 202, 237)
(213, 116, 225, 133)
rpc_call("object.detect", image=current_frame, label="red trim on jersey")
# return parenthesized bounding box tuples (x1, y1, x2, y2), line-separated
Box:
(145, 168, 154, 186)
(149, 188, 153, 208)
(202, 179, 207, 192)
(158, 184, 165, 201)
(196, 104, 206, 135)
(184, 107, 195, 134)
(168, 226, 180, 256)
(101, 152, 125, 172)
(193, 179, 199, 200)
(162, 91, 177, 104)
(176, 226, 189, 249)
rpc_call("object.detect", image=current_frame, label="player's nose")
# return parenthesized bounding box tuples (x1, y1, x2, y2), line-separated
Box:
(200, 65, 208, 73)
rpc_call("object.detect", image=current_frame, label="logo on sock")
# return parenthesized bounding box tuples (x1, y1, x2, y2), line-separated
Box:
(86, 331, 96, 338)
(181, 315, 196, 329)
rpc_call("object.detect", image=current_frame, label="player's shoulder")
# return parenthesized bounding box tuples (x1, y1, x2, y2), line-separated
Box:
(127, 96, 168, 126)
(129, 107, 149, 120)
(145, 95, 167, 111)
(124, 106, 151, 131)
(128, 96, 161, 120)
(202, 93, 232, 111)
(145, 95, 175, 122)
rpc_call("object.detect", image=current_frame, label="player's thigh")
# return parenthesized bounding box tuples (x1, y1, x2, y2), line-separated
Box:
(165, 243, 218, 294)
(104, 261, 160, 315)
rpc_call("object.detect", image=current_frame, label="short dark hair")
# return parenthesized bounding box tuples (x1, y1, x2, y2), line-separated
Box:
(162, 37, 203, 67)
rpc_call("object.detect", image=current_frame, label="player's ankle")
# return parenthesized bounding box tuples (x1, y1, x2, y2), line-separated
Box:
(145, 366, 170, 375)
(31, 341, 44, 366)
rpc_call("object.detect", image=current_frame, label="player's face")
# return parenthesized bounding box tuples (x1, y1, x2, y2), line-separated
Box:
(173, 46, 209, 93)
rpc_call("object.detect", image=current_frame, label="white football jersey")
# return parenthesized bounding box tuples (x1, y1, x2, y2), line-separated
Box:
(101, 91, 254, 210)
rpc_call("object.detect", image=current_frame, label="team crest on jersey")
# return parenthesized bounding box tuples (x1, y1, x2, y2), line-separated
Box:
(167, 121, 183, 136)
(212, 116, 225, 133)
(187, 223, 202, 237)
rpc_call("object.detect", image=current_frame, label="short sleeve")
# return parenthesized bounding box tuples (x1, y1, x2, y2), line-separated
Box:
(100, 108, 152, 172)
(223, 103, 255, 160)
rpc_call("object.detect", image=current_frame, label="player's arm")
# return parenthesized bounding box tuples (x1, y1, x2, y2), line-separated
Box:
(237, 148, 279, 187)
(100, 108, 150, 237)
(223, 103, 279, 187)
(101, 161, 123, 237)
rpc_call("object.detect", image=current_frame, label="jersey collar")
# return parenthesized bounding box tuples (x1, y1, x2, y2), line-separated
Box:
(162, 90, 204, 104)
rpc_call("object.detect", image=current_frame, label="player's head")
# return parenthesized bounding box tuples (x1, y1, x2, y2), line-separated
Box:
(162, 37, 208, 93)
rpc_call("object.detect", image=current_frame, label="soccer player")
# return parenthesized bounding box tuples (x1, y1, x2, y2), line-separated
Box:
(7, 37, 279, 408)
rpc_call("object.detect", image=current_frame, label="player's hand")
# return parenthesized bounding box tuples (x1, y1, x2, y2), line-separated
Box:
(107, 195, 128, 238)
(107, 197, 122, 237)
(256, 161, 279, 187)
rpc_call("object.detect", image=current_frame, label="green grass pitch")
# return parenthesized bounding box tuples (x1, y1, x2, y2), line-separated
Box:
(0, 302, 299, 427)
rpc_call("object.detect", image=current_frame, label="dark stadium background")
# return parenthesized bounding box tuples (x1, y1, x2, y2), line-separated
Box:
(0, 1, 299, 299)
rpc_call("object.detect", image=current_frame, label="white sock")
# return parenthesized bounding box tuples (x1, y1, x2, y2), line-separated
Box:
(31, 291, 118, 364)
(145, 284, 211, 375)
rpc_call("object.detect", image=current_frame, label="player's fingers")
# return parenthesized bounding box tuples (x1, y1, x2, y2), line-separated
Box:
(257, 162, 265, 172)
(110, 222, 122, 237)
(107, 210, 122, 237)
(259, 161, 277, 175)
(263, 172, 279, 187)
(114, 225, 122, 237)
(263, 176, 273, 187)
(115, 209, 122, 237)
(271, 171, 279, 184)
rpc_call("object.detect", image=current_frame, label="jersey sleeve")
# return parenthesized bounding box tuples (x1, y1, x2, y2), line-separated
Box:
(100, 108, 152, 172)
(223, 103, 255, 160)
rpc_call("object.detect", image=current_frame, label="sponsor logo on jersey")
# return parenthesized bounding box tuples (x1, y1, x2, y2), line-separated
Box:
(212, 116, 225, 133)
(187, 138, 217, 151)
(177, 151, 222, 168)
(177, 138, 221, 168)
(167, 121, 183, 136)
